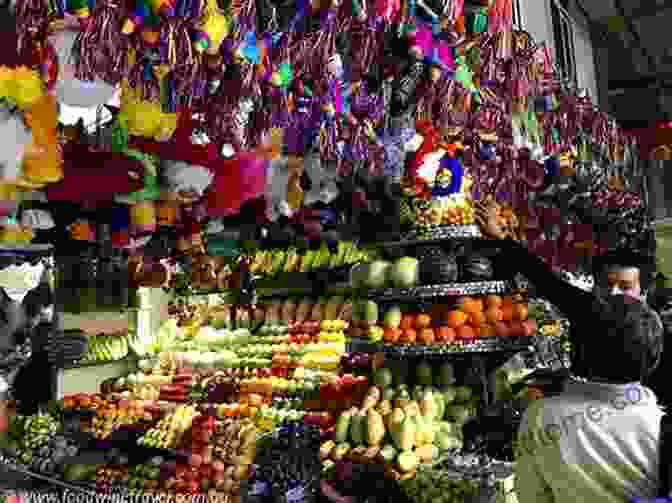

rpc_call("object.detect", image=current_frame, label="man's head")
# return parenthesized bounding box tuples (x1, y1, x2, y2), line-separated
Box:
(592, 249, 655, 301)
(575, 294, 663, 383)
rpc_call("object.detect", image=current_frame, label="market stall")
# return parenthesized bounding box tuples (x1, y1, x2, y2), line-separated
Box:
(0, 0, 654, 500)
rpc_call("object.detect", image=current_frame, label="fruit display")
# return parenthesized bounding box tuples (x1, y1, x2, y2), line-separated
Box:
(351, 295, 537, 346)
(401, 459, 516, 503)
(7, 414, 59, 464)
(181, 416, 257, 495)
(139, 405, 198, 449)
(1, 414, 96, 483)
(80, 334, 129, 364)
(351, 256, 420, 290)
(320, 371, 480, 481)
(248, 241, 371, 276)
(414, 197, 476, 228)
(91, 400, 158, 439)
(250, 424, 321, 499)
(3, 241, 563, 503)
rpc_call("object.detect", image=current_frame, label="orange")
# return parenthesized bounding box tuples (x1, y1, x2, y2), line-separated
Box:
(480, 324, 497, 337)
(501, 305, 514, 322)
(400, 315, 415, 331)
(400, 328, 417, 344)
(468, 310, 486, 327)
(415, 313, 432, 329)
(418, 328, 435, 345)
(436, 326, 457, 342)
(456, 325, 477, 340)
(485, 295, 503, 308)
(384, 328, 402, 343)
(484, 307, 503, 324)
(460, 297, 484, 314)
(470, 298, 484, 313)
(446, 310, 468, 329)
(502, 295, 516, 307)
(512, 303, 529, 321)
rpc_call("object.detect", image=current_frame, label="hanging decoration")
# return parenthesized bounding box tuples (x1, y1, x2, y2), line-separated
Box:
(48, 25, 118, 108)
(1, 0, 647, 271)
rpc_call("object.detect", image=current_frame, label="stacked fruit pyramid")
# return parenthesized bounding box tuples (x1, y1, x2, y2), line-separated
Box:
(321, 360, 480, 481)
(360, 294, 538, 345)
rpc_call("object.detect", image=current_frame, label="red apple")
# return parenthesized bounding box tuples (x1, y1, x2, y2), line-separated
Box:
(189, 453, 203, 467)
(320, 412, 335, 429)
(200, 464, 213, 480)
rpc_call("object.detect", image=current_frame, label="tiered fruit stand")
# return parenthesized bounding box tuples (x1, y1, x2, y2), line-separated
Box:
(0, 225, 568, 503)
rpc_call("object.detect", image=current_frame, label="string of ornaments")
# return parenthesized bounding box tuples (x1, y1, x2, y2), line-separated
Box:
(6, 0, 651, 277)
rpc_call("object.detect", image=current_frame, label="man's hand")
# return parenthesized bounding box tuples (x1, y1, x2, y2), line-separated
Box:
(475, 196, 508, 240)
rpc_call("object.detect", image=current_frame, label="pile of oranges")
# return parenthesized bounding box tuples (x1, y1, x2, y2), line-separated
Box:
(381, 294, 537, 345)
(440, 295, 534, 339)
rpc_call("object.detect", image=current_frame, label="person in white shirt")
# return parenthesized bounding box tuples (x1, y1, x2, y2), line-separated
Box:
(515, 294, 664, 503)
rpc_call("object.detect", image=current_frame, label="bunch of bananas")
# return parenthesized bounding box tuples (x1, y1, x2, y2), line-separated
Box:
(249, 241, 370, 276)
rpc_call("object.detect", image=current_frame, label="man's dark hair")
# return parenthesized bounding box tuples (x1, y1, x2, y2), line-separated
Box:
(574, 294, 663, 383)
(592, 248, 656, 292)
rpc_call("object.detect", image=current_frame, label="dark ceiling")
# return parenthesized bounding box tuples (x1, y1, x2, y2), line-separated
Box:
(575, 0, 672, 127)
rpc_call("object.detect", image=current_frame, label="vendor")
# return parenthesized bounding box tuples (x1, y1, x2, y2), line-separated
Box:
(0, 254, 60, 416)
(475, 198, 661, 384)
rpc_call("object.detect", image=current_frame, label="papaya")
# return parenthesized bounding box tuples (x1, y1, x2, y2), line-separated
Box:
(398, 416, 416, 451)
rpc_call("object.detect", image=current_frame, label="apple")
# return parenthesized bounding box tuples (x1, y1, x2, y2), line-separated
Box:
(341, 374, 356, 387)
(320, 412, 336, 429)
(185, 462, 200, 476)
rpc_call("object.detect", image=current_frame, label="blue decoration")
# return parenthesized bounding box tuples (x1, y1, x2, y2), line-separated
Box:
(544, 156, 560, 178)
(543, 156, 560, 189)
(433, 156, 463, 197)
(110, 206, 131, 232)
(240, 31, 260, 64)
(479, 143, 496, 161)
